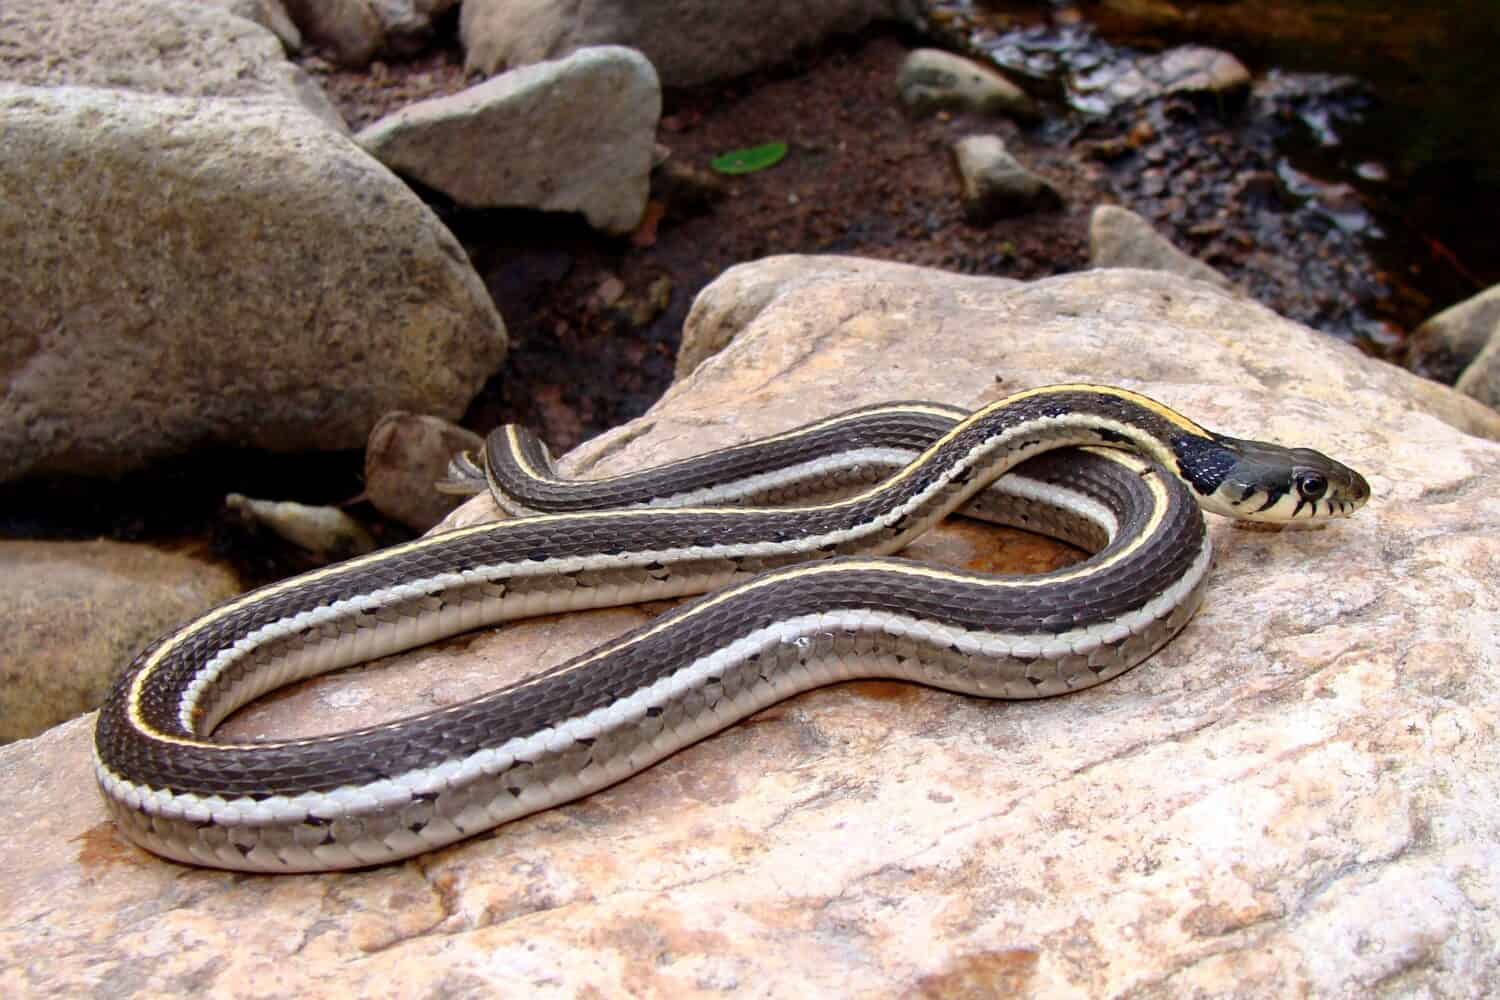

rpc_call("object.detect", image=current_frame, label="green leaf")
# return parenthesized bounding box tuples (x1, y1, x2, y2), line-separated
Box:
(710, 141, 788, 175)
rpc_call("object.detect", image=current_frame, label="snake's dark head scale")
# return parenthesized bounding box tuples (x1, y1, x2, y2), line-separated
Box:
(1195, 434, 1371, 522)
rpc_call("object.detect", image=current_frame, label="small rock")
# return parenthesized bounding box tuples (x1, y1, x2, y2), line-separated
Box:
(897, 49, 1038, 120)
(280, 0, 381, 66)
(225, 494, 377, 561)
(1455, 333, 1500, 410)
(200, 0, 303, 52)
(364, 412, 485, 532)
(357, 46, 660, 235)
(1088, 204, 1238, 293)
(653, 158, 729, 220)
(1145, 45, 1251, 99)
(279, 0, 458, 67)
(951, 135, 1061, 223)
(1404, 284, 1500, 384)
(0, 540, 241, 743)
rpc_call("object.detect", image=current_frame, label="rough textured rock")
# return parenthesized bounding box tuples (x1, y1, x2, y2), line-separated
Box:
(1404, 283, 1500, 384)
(357, 46, 659, 234)
(897, 48, 1037, 119)
(279, 0, 456, 66)
(0, 84, 507, 483)
(365, 411, 484, 531)
(951, 134, 1061, 222)
(1090, 204, 1238, 292)
(460, 0, 919, 87)
(1455, 332, 1500, 410)
(0, 0, 343, 130)
(0, 540, 241, 744)
(4, 262, 1500, 995)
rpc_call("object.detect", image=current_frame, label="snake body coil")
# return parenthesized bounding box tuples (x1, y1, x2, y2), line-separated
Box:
(95, 385, 1369, 872)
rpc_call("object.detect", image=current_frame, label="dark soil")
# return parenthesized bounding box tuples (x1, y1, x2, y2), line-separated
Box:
(408, 31, 1101, 454)
(305, 24, 1420, 458)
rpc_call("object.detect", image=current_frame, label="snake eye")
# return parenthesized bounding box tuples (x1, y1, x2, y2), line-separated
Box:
(1296, 471, 1328, 501)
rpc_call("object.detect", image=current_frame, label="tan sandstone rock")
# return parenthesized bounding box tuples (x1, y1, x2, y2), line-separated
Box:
(2, 262, 1498, 995)
(0, 540, 241, 744)
(0, 84, 507, 483)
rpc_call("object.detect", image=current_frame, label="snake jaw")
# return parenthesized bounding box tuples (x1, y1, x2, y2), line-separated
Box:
(1198, 435, 1370, 523)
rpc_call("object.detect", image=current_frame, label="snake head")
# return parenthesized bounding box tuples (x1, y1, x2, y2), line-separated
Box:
(1195, 435, 1371, 522)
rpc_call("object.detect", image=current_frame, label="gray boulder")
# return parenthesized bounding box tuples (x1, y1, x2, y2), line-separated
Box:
(0, 84, 507, 482)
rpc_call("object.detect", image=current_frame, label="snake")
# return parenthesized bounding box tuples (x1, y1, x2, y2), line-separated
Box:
(93, 384, 1370, 872)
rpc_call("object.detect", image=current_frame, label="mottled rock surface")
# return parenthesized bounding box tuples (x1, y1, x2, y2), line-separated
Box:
(460, 0, 918, 87)
(0, 0, 343, 129)
(0, 84, 506, 483)
(897, 48, 1037, 119)
(357, 46, 659, 234)
(3, 262, 1498, 996)
(365, 412, 483, 531)
(1090, 204, 1237, 292)
(0, 541, 241, 744)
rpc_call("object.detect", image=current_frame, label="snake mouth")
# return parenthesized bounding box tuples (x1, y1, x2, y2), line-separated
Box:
(1198, 435, 1370, 523)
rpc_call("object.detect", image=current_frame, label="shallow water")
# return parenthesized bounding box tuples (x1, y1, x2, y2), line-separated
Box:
(933, 0, 1500, 353)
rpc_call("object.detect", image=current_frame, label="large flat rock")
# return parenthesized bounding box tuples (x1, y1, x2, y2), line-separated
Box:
(0, 84, 507, 482)
(2, 262, 1497, 995)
